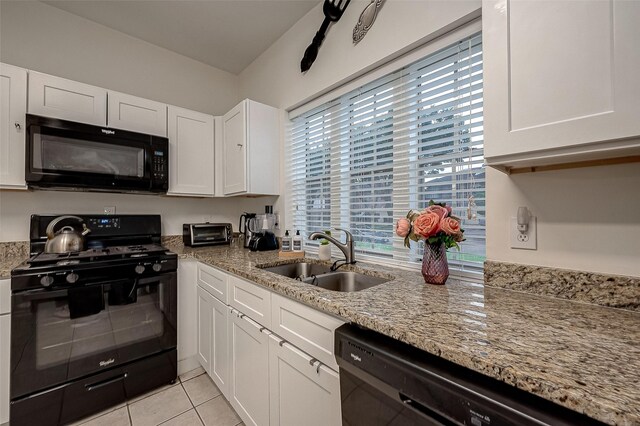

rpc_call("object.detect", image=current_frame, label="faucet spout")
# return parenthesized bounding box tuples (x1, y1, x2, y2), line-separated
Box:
(308, 228, 355, 265)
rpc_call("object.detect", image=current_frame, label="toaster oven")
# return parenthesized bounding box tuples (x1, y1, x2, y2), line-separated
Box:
(182, 223, 233, 247)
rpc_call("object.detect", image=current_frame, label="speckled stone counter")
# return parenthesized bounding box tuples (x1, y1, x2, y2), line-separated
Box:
(165, 242, 640, 425)
(485, 260, 640, 311)
(0, 241, 29, 279)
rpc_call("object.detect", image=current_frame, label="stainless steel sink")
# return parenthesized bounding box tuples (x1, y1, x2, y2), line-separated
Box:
(304, 271, 389, 292)
(260, 262, 332, 280)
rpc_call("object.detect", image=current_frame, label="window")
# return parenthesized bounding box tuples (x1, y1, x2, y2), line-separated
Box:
(288, 33, 485, 274)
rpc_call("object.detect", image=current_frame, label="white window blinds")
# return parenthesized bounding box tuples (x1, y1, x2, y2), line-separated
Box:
(288, 33, 485, 273)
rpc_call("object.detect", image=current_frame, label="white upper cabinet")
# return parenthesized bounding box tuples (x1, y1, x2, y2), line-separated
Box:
(483, 0, 640, 170)
(167, 106, 215, 196)
(0, 63, 27, 189)
(28, 71, 107, 126)
(222, 99, 280, 196)
(107, 91, 167, 136)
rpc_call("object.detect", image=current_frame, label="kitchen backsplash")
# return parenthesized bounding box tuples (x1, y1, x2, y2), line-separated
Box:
(484, 260, 640, 311)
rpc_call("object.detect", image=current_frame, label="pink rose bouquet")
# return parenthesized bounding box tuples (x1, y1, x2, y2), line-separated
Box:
(395, 200, 465, 249)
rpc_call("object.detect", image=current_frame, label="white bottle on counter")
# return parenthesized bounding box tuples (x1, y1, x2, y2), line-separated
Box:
(281, 230, 292, 251)
(293, 230, 303, 252)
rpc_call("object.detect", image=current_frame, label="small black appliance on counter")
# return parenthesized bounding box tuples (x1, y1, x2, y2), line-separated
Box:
(183, 222, 232, 247)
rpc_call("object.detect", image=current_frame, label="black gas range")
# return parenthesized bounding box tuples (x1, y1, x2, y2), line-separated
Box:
(10, 214, 178, 426)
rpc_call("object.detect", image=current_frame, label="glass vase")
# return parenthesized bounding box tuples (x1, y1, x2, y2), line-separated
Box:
(421, 242, 449, 285)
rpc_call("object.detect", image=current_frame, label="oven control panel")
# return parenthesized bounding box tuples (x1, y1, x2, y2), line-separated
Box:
(88, 217, 121, 229)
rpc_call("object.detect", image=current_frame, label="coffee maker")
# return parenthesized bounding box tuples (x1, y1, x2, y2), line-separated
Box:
(247, 206, 279, 251)
(239, 212, 256, 249)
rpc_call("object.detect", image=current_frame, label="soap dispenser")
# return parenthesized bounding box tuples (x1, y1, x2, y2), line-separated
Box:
(293, 230, 303, 252)
(282, 230, 292, 252)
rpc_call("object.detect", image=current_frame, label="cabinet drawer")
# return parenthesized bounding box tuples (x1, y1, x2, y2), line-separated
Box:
(229, 276, 271, 328)
(197, 263, 228, 304)
(271, 294, 344, 370)
(0, 279, 10, 315)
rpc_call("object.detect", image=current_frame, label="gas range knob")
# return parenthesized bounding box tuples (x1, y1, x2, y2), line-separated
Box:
(40, 275, 54, 287)
(135, 264, 146, 274)
(152, 263, 162, 272)
(66, 272, 79, 284)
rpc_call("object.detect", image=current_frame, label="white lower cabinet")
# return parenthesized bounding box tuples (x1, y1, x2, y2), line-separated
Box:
(196, 285, 231, 397)
(194, 264, 343, 426)
(209, 297, 230, 397)
(197, 286, 213, 373)
(268, 334, 340, 426)
(229, 313, 270, 426)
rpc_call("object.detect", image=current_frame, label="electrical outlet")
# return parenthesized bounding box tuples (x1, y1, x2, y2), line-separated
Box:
(510, 216, 537, 250)
(104, 206, 116, 215)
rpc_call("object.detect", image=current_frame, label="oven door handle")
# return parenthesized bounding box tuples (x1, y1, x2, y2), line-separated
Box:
(85, 372, 128, 392)
(13, 288, 69, 300)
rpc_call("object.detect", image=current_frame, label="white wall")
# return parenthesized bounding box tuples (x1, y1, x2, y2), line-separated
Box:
(0, 1, 274, 241)
(0, 1, 237, 116)
(238, 0, 640, 277)
(487, 165, 640, 277)
(0, 190, 277, 241)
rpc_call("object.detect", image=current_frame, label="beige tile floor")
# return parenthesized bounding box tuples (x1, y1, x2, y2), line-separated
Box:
(69, 367, 244, 426)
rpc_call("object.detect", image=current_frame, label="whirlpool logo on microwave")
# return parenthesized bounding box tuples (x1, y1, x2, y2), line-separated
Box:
(99, 358, 115, 367)
(101, 129, 116, 135)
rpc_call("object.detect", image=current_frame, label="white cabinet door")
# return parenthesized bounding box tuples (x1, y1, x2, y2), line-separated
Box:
(167, 106, 214, 196)
(0, 63, 27, 189)
(229, 313, 269, 426)
(197, 286, 213, 373)
(245, 99, 279, 196)
(210, 297, 230, 397)
(0, 315, 10, 425)
(28, 71, 107, 126)
(222, 99, 280, 196)
(268, 335, 341, 426)
(483, 0, 640, 167)
(178, 259, 198, 374)
(107, 91, 167, 136)
(222, 102, 247, 195)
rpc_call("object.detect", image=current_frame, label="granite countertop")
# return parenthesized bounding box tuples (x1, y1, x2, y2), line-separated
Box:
(0, 257, 28, 279)
(165, 242, 640, 426)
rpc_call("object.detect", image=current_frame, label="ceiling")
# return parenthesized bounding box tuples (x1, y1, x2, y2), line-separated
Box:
(43, 0, 318, 74)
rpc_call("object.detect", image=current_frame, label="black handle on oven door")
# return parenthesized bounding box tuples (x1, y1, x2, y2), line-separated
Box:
(85, 372, 128, 392)
(399, 393, 450, 424)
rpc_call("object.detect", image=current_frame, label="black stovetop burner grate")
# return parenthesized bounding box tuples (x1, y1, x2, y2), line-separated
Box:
(27, 244, 167, 266)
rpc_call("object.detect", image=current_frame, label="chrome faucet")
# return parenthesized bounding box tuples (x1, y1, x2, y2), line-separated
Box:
(308, 228, 356, 266)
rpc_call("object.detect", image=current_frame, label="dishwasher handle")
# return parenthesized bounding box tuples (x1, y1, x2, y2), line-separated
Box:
(399, 393, 456, 425)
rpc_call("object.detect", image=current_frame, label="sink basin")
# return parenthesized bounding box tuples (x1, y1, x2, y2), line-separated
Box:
(304, 271, 389, 292)
(260, 262, 332, 280)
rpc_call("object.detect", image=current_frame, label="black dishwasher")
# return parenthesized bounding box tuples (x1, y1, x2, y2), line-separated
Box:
(335, 324, 605, 426)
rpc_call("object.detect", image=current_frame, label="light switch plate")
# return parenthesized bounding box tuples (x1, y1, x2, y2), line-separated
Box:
(510, 216, 537, 250)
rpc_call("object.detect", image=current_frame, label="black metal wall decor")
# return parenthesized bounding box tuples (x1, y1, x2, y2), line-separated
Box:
(300, 0, 351, 72)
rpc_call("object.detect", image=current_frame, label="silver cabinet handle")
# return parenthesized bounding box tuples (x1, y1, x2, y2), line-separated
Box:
(236, 144, 243, 148)
(14, 122, 21, 130)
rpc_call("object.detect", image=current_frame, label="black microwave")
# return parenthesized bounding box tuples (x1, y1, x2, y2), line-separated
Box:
(25, 114, 169, 194)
